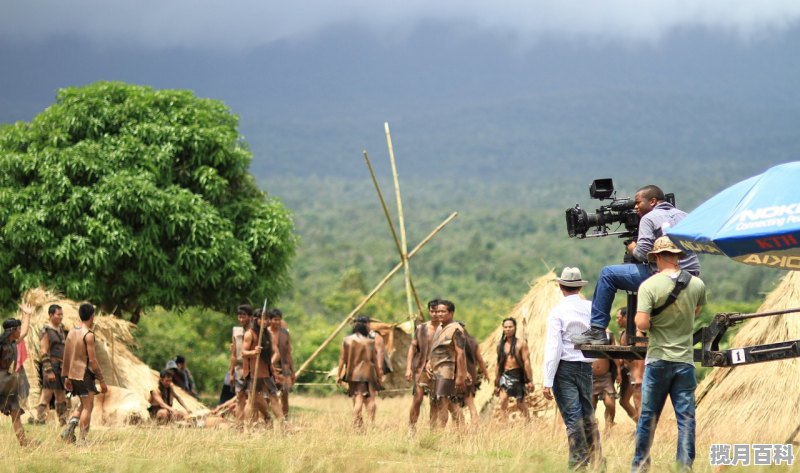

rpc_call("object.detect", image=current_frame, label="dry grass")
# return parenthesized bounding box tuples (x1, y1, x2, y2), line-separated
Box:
(696, 271, 800, 444)
(1, 394, 791, 472)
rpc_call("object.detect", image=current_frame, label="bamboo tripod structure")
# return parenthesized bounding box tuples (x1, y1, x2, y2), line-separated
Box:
(294, 123, 458, 378)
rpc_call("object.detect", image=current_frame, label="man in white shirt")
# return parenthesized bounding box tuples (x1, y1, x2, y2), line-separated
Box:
(542, 267, 602, 470)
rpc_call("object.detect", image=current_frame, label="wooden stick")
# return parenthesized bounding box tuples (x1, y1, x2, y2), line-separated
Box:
(294, 212, 458, 378)
(362, 150, 425, 320)
(384, 123, 417, 333)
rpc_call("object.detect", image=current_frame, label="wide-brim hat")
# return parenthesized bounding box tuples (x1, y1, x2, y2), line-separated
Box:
(647, 235, 685, 263)
(556, 267, 588, 287)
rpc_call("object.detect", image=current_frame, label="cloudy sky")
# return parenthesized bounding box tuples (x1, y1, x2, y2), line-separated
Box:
(3, 0, 800, 51)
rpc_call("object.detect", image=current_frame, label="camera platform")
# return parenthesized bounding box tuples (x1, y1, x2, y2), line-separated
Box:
(575, 344, 646, 360)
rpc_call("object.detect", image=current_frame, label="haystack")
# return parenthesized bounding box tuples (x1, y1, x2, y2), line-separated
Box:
(474, 271, 564, 420)
(695, 271, 800, 444)
(19, 288, 207, 426)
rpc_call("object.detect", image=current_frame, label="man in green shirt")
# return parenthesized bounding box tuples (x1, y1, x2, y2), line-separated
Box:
(631, 236, 706, 473)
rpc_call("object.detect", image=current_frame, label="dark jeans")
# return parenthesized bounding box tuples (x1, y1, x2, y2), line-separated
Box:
(590, 263, 652, 329)
(553, 360, 600, 469)
(631, 360, 697, 473)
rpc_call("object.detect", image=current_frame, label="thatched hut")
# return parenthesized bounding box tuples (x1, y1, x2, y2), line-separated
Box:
(474, 271, 564, 420)
(695, 271, 800, 444)
(19, 288, 207, 426)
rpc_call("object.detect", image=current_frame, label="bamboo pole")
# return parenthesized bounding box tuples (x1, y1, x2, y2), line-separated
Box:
(295, 211, 458, 378)
(384, 122, 417, 333)
(362, 150, 424, 319)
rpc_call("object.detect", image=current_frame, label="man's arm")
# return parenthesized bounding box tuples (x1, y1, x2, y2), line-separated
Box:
(371, 343, 384, 384)
(337, 342, 347, 383)
(453, 330, 467, 391)
(405, 339, 417, 382)
(85, 332, 108, 393)
(635, 311, 651, 332)
(174, 390, 191, 413)
(631, 216, 657, 262)
(374, 334, 385, 374)
(521, 341, 534, 390)
(242, 331, 259, 357)
(18, 303, 32, 340)
(229, 337, 236, 378)
(40, 328, 56, 383)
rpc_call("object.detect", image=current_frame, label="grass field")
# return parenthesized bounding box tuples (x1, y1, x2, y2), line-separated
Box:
(0, 395, 793, 472)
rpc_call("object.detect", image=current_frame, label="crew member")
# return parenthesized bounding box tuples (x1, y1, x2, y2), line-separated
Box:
(573, 185, 700, 345)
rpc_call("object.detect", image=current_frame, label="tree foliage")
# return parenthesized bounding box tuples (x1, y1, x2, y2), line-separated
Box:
(0, 82, 296, 318)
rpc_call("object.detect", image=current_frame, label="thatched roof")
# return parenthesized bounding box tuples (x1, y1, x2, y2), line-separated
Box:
(695, 271, 800, 443)
(474, 271, 564, 419)
(20, 288, 207, 425)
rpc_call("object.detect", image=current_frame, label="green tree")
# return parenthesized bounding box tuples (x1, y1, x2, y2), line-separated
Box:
(0, 82, 296, 320)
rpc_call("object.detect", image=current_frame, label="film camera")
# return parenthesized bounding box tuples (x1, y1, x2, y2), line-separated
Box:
(565, 178, 674, 241)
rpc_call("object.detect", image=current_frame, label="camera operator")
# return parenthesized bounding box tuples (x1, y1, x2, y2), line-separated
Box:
(572, 185, 700, 345)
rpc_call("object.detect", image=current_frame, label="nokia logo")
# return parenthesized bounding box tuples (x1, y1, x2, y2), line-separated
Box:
(738, 204, 800, 222)
(740, 254, 800, 270)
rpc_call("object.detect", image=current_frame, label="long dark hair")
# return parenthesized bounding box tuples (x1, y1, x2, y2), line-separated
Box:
(352, 321, 369, 337)
(496, 317, 517, 373)
(249, 317, 272, 368)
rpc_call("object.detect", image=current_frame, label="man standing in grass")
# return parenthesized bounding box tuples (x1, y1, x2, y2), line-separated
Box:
(229, 304, 253, 425)
(61, 302, 108, 444)
(242, 310, 284, 426)
(427, 300, 467, 428)
(631, 237, 706, 473)
(459, 320, 488, 427)
(0, 303, 35, 446)
(495, 317, 534, 423)
(338, 318, 382, 429)
(405, 299, 440, 434)
(33, 304, 68, 425)
(268, 308, 295, 419)
(542, 267, 601, 470)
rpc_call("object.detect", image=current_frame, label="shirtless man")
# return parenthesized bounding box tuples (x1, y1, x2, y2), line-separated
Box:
(495, 317, 534, 422)
(268, 308, 294, 419)
(405, 299, 440, 434)
(427, 300, 468, 429)
(61, 302, 108, 444)
(0, 304, 34, 446)
(356, 316, 389, 379)
(338, 318, 382, 429)
(34, 304, 68, 425)
(616, 307, 644, 422)
(229, 304, 253, 424)
(242, 311, 283, 426)
(459, 321, 489, 427)
(148, 370, 192, 424)
(591, 330, 617, 431)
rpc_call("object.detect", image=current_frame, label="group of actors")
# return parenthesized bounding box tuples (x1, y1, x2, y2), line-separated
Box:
(0, 302, 111, 446)
(1, 184, 707, 473)
(337, 300, 534, 431)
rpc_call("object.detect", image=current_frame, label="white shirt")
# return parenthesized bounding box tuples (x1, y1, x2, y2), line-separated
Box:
(542, 294, 594, 388)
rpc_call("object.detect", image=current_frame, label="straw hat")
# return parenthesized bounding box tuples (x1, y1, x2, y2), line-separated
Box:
(556, 267, 588, 287)
(647, 236, 685, 262)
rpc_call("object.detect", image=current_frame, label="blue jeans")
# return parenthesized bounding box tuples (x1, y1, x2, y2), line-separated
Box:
(552, 361, 600, 469)
(590, 263, 652, 329)
(631, 360, 697, 472)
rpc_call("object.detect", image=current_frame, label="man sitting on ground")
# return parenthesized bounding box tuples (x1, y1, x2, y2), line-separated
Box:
(149, 370, 192, 424)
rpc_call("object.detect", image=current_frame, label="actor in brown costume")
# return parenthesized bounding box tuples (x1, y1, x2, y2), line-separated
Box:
(229, 304, 253, 424)
(242, 311, 284, 425)
(338, 319, 382, 428)
(427, 300, 467, 428)
(268, 308, 295, 418)
(34, 304, 68, 425)
(0, 304, 35, 446)
(616, 307, 644, 422)
(405, 299, 441, 434)
(60, 302, 107, 444)
(148, 370, 192, 424)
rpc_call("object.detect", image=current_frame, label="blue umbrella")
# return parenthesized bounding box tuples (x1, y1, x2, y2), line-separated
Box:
(667, 162, 800, 270)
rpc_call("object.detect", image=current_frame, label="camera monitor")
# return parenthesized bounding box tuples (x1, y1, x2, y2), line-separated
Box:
(589, 179, 614, 200)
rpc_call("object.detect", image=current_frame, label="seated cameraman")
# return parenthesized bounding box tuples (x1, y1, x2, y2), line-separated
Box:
(572, 185, 700, 345)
